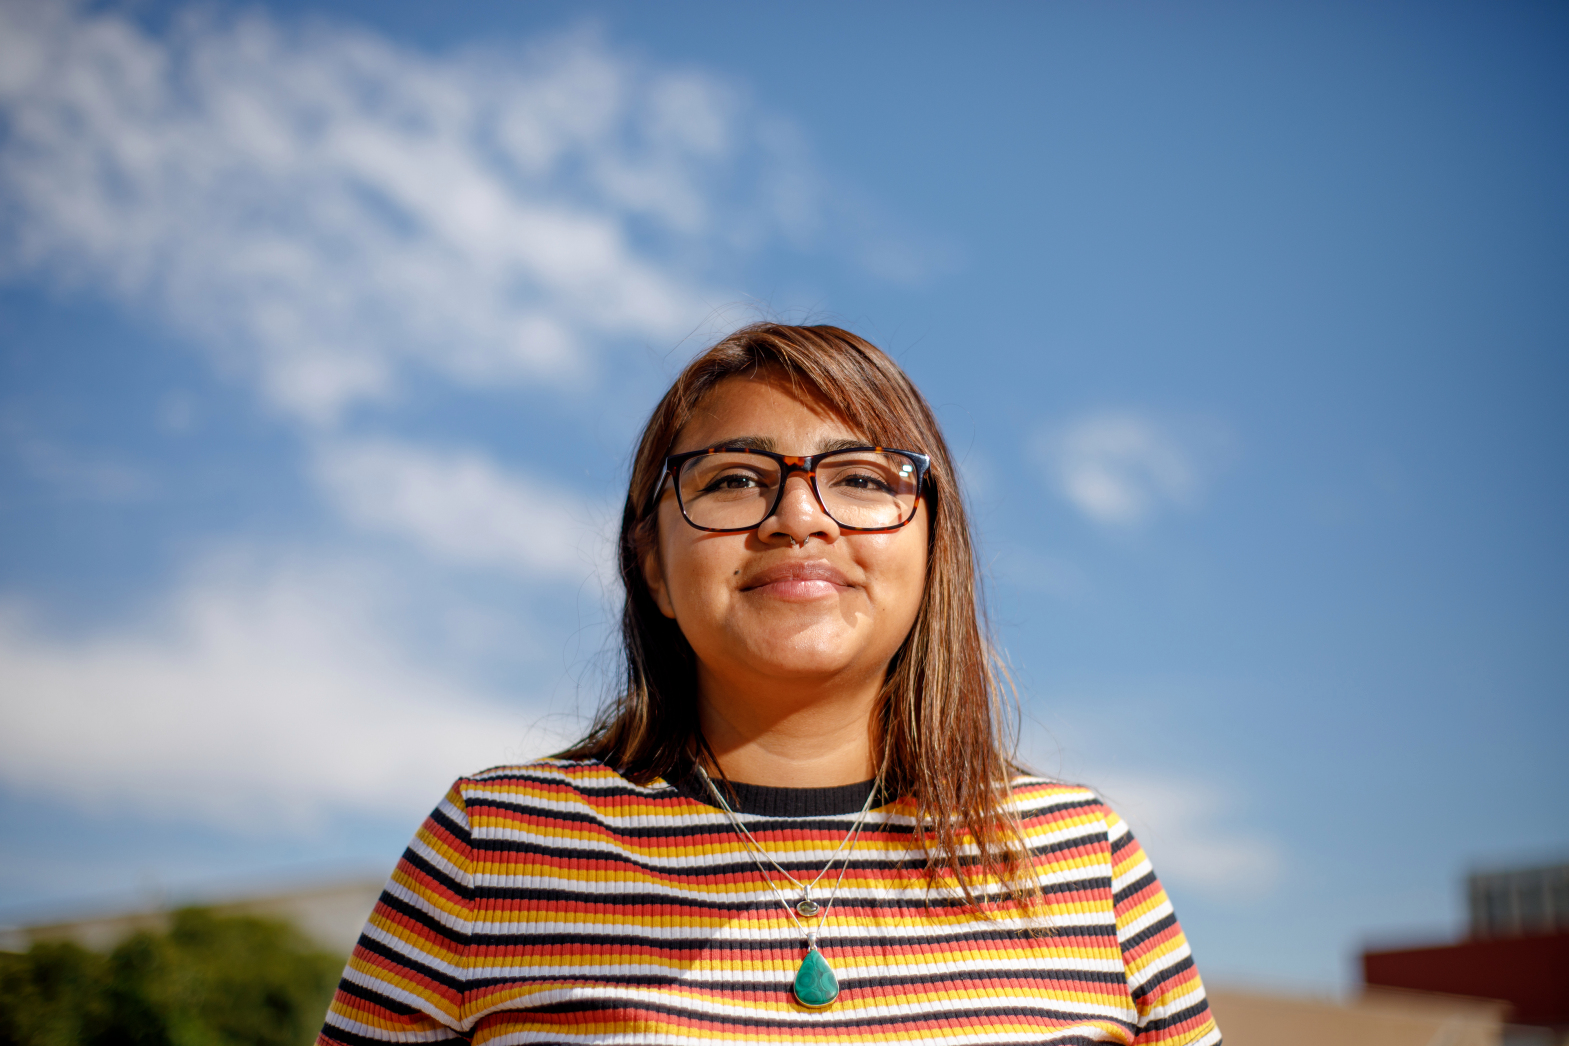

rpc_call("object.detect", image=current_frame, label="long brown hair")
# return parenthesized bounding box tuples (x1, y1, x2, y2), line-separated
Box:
(562, 323, 1037, 908)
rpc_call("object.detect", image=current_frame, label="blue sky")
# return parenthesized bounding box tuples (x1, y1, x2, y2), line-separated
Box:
(0, 0, 1564, 992)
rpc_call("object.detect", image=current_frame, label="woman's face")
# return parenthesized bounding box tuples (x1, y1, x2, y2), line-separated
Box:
(643, 372, 930, 702)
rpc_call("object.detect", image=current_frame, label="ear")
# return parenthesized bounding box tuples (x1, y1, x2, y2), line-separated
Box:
(641, 540, 677, 619)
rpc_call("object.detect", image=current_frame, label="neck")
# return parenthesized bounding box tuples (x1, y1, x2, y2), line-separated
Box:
(695, 663, 881, 788)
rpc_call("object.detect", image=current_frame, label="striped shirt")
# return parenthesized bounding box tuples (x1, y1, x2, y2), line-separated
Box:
(318, 758, 1221, 1045)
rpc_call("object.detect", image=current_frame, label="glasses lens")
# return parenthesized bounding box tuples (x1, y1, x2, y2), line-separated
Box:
(815, 450, 921, 529)
(677, 452, 783, 530)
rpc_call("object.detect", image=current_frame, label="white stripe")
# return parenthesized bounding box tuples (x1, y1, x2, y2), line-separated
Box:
(378, 876, 474, 938)
(323, 1008, 461, 1042)
(458, 981, 1140, 1033)
(1126, 939, 1196, 996)
(356, 918, 469, 980)
(1116, 897, 1175, 943)
(334, 962, 462, 1029)
(461, 953, 1128, 984)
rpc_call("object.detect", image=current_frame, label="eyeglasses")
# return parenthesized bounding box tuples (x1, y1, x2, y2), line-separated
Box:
(657, 445, 931, 533)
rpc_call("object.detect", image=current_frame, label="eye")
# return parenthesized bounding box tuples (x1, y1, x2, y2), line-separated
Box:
(704, 471, 764, 492)
(826, 466, 900, 496)
(836, 471, 894, 493)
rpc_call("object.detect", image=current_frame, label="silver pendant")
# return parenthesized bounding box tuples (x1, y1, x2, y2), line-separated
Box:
(796, 898, 821, 917)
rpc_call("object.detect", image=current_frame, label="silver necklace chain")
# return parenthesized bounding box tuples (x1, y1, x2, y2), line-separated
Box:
(696, 765, 879, 941)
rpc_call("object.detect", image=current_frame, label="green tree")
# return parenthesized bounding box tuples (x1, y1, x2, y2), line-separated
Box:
(0, 908, 342, 1046)
(0, 941, 114, 1046)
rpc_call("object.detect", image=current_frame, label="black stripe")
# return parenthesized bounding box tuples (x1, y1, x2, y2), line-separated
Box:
(371, 889, 472, 947)
(459, 792, 1106, 838)
(460, 829, 1114, 878)
(1108, 824, 1141, 857)
(426, 803, 472, 844)
(1129, 950, 1197, 996)
(319, 1020, 468, 1046)
(465, 925, 1121, 951)
(1119, 911, 1179, 954)
(1112, 868, 1158, 907)
(352, 934, 466, 993)
(489, 994, 1137, 1033)
(462, 867, 1086, 904)
(396, 850, 473, 906)
(1136, 993, 1211, 1032)
(465, 966, 1133, 994)
(466, 796, 925, 839)
(462, 765, 1098, 813)
(325, 976, 426, 1014)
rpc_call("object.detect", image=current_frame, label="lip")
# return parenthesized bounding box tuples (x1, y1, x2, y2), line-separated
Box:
(740, 559, 853, 600)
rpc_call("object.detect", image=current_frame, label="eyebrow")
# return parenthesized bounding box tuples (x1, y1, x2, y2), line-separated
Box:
(702, 435, 871, 454)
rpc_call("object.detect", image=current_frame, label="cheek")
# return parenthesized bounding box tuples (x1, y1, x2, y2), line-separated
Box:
(894, 561, 928, 621)
(669, 552, 719, 615)
(658, 525, 735, 619)
(865, 537, 929, 620)
(897, 533, 931, 627)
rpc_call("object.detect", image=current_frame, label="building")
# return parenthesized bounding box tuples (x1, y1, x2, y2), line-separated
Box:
(1470, 863, 1569, 939)
(1362, 861, 1569, 1040)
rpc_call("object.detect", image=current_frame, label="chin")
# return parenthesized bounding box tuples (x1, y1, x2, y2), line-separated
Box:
(743, 634, 859, 676)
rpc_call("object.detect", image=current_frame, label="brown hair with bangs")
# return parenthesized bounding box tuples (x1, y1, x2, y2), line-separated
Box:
(561, 322, 1038, 909)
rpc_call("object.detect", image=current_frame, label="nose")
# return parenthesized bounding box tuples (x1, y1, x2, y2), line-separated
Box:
(762, 470, 839, 547)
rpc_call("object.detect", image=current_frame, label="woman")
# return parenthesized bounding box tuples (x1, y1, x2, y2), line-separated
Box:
(318, 324, 1221, 1045)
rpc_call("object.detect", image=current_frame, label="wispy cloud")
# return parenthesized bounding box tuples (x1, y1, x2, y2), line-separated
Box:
(0, 553, 578, 828)
(8, 435, 153, 501)
(0, 1, 922, 843)
(1036, 410, 1228, 527)
(1091, 773, 1282, 899)
(1020, 695, 1279, 899)
(313, 437, 613, 583)
(0, 2, 812, 424)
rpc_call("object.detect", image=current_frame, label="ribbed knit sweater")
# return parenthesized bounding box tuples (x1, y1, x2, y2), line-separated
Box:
(317, 758, 1221, 1045)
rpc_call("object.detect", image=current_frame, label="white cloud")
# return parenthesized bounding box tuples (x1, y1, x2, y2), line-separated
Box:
(1090, 773, 1283, 899)
(9, 436, 153, 501)
(1018, 707, 1279, 898)
(313, 437, 614, 584)
(1037, 411, 1223, 526)
(0, 554, 580, 828)
(0, 2, 808, 424)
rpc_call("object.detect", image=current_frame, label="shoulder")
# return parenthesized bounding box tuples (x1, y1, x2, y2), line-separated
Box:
(1006, 774, 1123, 849)
(458, 756, 627, 789)
(448, 757, 684, 818)
(1006, 774, 1107, 816)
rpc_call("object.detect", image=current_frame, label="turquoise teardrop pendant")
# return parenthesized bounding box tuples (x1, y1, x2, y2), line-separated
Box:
(793, 943, 839, 1009)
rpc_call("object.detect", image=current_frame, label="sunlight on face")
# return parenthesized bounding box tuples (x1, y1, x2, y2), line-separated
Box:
(643, 371, 929, 706)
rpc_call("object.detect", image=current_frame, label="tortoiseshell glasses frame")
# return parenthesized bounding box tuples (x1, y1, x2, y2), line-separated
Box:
(653, 445, 932, 534)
